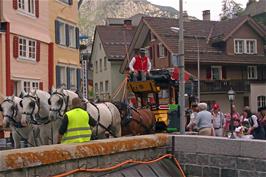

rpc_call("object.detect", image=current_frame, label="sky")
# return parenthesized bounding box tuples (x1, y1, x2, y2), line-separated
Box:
(148, 0, 249, 21)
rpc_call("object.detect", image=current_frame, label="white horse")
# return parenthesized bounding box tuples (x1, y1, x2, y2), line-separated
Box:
(0, 96, 38, 148)
(20, 90, 53, 145)
(48, 87, 79, 143)
(85, 101, 121, 139)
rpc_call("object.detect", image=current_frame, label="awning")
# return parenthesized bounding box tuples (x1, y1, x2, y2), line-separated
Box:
(171, 67, 195, 81)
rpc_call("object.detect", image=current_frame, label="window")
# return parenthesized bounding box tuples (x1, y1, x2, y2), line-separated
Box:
(95, 61, 98, 73)
(104, 57, 107, 70)
(19, 37, 36, 61)
(23, 80, 39, 92)
(59, 22, 66, 45)
(95, 83, 98, 93)
(59, 66, 67, 87)
(234, 39, 257, 54)
(158, 43, 165, 58)
(247, 66, 257, 80)
(100, 59, 102, 72)
(69, 68, 77, 89)
(18, 0, 35, 15)
(59, 0, 72, 5)
(234, 40, 244, 54)
(211, 66, 222, 80)
(100, 82, 103, 93)
(257, 96, 266, 108)
(105, 81, 109, 92)
(69, 25, 76, 48)
(246, 40, 257, 54)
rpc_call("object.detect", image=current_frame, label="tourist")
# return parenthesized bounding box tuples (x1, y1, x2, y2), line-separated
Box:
(211, 104, 225, 137)
(186, 103, 199, 131)
(257, 106, 266, 139)
(194, 103, 213, 136)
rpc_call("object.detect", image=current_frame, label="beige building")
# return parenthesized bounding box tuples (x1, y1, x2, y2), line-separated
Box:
(49, 0, 80, 90)
(91, 20, 136, 101)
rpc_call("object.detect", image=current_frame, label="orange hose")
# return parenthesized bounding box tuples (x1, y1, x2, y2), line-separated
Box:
(53, 154, 186, 177)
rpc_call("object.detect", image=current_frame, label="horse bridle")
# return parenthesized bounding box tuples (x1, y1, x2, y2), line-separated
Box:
(21, 94, 47, 125)
(48, 91, 69, 117)
(0, 99, 22, 128)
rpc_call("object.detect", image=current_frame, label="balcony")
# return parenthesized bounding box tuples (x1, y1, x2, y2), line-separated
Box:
(200, 80, 250, 93)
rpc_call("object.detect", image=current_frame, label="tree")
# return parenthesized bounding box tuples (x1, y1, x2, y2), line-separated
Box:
(220, 0, 244, 21)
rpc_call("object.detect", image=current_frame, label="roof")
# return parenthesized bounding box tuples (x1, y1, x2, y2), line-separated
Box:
(94, 158, 183, 177)
(121, 16, 266, 72)
(96, 25, 137, 61)
(242, 0, 266, 17)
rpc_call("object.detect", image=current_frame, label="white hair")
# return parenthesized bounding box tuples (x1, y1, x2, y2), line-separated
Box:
(198, 103, 208, 111)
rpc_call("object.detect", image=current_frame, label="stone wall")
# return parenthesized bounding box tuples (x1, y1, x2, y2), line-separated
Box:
(172, 135, 266, 177)
(0, 134, 168, 177)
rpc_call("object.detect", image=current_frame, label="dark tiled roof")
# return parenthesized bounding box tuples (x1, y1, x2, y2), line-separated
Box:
(94, 158, 183, 177)
(97, 25, 137, 60)
(211, 16, 248, 41)
(142, 16, 266, 65)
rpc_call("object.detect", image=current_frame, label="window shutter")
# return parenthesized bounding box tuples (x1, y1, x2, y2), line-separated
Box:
(39, 82, 43, 90)
(69, 0, 73, 5)
(65, 24, 69, 47)
(206, 67, 211, 80)
(149, 46, 152, 59)
(222, 66, 226, 80)
(56, 66, 61, 88)
(258, 65, 263, 80)
(157, 44, 159, 57)
(35, 0, 39, 17)
(13, 36, 19, 58)
(76, 69, 81, 91)
(36, 41, 40, 62)
(55, 20, 60, 44)
(75, 27, 80, 49)
(164, 46, 167, 57)
(66, 67, 70, 89)
(13, 0, 17, 10)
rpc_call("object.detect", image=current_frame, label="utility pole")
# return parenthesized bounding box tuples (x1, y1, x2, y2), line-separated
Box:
(179, 0, 185, 135)
(195, 36, 200, 102)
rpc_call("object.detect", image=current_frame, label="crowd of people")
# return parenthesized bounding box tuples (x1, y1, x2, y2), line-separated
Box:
(186, 102, 266, 140)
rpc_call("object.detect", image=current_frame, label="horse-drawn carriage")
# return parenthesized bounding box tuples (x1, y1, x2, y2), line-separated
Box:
(127, 68, 195, 131)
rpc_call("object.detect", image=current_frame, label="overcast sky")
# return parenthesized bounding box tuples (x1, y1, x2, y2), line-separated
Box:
(148, 0, 249, 20)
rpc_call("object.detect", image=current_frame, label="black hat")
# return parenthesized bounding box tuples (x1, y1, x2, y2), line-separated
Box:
(258, 106, 266, 112)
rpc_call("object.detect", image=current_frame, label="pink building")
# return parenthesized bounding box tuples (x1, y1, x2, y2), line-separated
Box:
(0, 0, 52, 96)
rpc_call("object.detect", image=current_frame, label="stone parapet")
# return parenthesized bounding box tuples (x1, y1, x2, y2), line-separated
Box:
(171, 135, 266, 177)
(0, 134, 168, 176)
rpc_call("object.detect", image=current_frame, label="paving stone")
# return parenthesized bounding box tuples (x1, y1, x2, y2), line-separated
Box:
(257, 172, 266, 177)
(255, 160, 266, 172)
(185, 165, 202, 177)
(209, 155, 236, 169)
(238, 170, 257, 177)
(237, 157, 255, 171)
(197, 154, 209, 166)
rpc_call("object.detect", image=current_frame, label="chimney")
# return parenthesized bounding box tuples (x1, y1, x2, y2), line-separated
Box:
(202, 10, 210, 21)
(183, 11, 189, 21)
(124, 19, 132, 30)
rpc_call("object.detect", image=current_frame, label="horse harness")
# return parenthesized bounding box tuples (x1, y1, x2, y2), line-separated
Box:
(21, 94, 50, 125)
(88, 102, 117, 139)
(0, 98, 23, 128)
(127, 106, 151, 134)
(49, 91, 69, 118)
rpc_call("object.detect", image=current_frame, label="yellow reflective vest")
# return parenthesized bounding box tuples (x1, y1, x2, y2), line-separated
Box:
(61, 108, 92, 144)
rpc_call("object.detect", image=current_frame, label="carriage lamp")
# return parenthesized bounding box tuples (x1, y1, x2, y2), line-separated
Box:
(227, 88, 235, 139)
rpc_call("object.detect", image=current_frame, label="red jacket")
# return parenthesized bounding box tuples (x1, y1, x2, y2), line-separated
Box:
(133, 56, 148, 72)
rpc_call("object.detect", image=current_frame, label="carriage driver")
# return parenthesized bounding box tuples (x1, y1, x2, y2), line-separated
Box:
(58, 98, 96, 144)
(129, 48, 151, 81)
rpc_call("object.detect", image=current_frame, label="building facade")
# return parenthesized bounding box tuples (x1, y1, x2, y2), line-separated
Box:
(121, 14, 266, 113)
(0, 0, 51, 95)
(49, 0, 80, 91)
(91, 20, 136, 101)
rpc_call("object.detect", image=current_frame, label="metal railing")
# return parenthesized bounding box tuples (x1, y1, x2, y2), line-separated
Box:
(200, 80, 250, 93)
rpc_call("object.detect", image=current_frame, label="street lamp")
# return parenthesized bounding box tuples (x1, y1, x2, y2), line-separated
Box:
(194, 36, 200, 102)
(228, 88, 236, 139)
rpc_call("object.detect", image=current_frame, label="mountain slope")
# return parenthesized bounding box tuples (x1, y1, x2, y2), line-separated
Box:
(79, 0, 194, 38)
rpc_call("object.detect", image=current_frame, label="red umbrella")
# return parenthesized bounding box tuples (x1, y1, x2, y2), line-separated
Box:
(171, 67, 194, 81)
